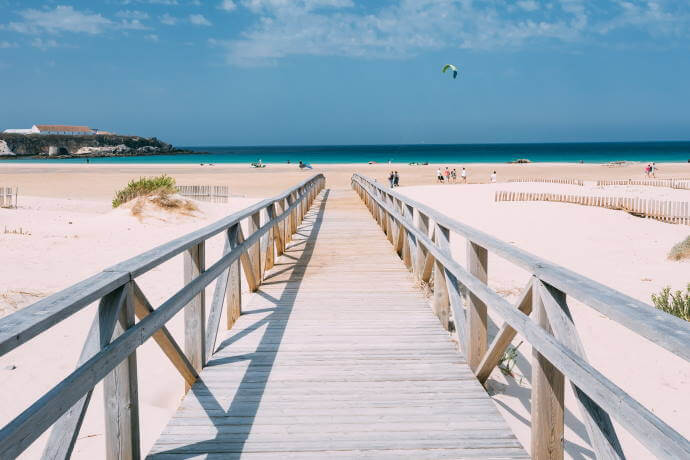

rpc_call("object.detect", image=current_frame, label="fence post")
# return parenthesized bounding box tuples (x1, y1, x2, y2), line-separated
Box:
(466, 241, 488, 372)
(265, 203, 276, 271)
(184, 242, 205, 392)
(104, 282, 141, 460)
(414, 212, 431, 280)
(248, 211, 263, 284)
(433, 224, 451, 330)
(531, 284, 565, 459)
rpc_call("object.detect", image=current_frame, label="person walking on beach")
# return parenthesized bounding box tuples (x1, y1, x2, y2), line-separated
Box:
(388, 171, 395, 188)
(393, 171, 400, 187)
(444, 167, 450, 183)
(645, 164, 651, 177)
(651, 163, 657, 178)
(461, 167, 467, 183)
(490, 171, 497, 183)
(451, 169, 457, 183)
(437, 168, 444, 183)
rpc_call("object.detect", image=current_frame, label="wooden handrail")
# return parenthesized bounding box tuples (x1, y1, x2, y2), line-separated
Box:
(0, 174, 325, 459)
(351, 173, 690, 459)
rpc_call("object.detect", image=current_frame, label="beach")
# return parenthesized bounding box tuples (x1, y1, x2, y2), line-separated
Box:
(1, 162, 689, 458)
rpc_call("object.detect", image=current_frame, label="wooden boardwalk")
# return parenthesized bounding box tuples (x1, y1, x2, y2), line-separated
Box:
(148, 189, 527, 459)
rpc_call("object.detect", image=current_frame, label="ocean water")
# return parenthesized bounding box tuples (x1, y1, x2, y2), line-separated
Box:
(3, 142, 690, 164)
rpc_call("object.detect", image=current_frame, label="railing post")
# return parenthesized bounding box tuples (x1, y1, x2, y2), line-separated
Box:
(466, 241, 488, 372)
(227, 228, 242, 329)
(247, 211, 262, 284)
(104, 282, 141, 460)
(531, 284, 565, 460)
(415, 212, 433, 282)
(275, 199, 286, 256)
(265, 203, 276, 271)
(433, 224, 451, 330)
(184, 241, 205, 391)
(402, 203, 415, 270)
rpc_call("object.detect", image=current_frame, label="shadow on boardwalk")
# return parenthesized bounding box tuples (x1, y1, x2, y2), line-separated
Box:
(148, 190, 329, 459)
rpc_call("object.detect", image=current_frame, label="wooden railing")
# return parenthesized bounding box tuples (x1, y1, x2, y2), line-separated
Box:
(509, 178, 584, 186)
(177, 185, 230, 203)
(597, 178, 690, 190)
(495, 190, 690, 225)
(0, 174, 325, 459)
(351, 173, 690, 459)
(0, 186, 17, 208)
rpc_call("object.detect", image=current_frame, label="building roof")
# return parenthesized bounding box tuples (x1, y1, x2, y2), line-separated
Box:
(34, 125, 93, 133)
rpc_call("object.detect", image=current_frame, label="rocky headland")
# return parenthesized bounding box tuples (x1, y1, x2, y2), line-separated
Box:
(0, 133, 197, 158)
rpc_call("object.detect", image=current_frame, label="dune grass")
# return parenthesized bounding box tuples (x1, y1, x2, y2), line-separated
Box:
(668, 236, 690, 261)
(112, 175, 177, 208)
(651, 284, 690, 322)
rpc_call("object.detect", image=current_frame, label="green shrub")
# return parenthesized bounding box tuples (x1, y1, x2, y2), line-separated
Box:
(668, 236, 690, 261)
(651, 284, 690, 322)
(112, 175, 176, 208)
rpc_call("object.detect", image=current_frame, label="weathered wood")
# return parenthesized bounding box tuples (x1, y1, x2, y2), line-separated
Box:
(227, 227, 242, 330)
(41, 286, 129, 460)
(436, 224, 467, 351)
(466, 241, 488, 372)
(0, 270, 129, 357)
(536, 281, 624, 460)
(476, 280, 533, 384)
(531, 287, 564, 460)
(237, 227, 259, 292)
(274, 199, 285, 256)
(205, 225, 240, 360)
(184, 242, 206, 391)
(265, 204, 277, 271)
(132, 283, 197, 387)
(352, 174, 690, 364)
(248, 211, 263, 284)
(104, 282, 141, 460)
(432, 227, 451, 330)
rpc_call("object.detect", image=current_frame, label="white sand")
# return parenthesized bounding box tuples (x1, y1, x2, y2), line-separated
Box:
(398, 183, 690, 459)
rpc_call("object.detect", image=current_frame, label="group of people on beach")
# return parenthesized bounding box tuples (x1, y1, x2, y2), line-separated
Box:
(388, 171, 400, 188)
(435, 167, 496, 184)
(645, 163, 658, 177)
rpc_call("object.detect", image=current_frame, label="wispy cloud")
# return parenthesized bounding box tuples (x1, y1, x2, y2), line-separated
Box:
(160, 13, 178, 25)
(0, 40, 18, 48)
(189, 14, 212, 26)
(31, 38, 59, 50)
(145, 33, 160, 42)
(219, 0, 237, 12)
(116, 10, 150, 20)
(7, 6, 113, 35)
(211, 0, 690, 66)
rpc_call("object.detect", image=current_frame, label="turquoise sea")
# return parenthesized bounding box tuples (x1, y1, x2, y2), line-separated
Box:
(3, 142, 690, 164)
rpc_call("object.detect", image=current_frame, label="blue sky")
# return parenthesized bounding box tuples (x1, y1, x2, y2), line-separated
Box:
(1, 0, 689, 146)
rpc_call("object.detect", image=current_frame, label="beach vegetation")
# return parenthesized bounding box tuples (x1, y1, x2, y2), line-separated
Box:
(651, 284, 690, 322)
(668, 236, 690, 261)
(112, 175, 177, 208)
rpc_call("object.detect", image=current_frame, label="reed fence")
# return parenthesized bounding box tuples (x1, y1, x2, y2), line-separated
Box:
(0, 174, 325, 459)
(0, 187, 18, 208)
(509, 178, 583, 186)
(597, 178, 690, 190)
(176, 185, 230, 203)
(352, 173, 690, 459)
(495, 190, 690, 225)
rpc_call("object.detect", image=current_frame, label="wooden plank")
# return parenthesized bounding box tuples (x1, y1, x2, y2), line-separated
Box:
(531, 283, 564, 460)
(132, 283, 197, 386)
(432, 226, 451, 330)
(42, 286, 129, 460)
(237, 227, 259, 292)
(475, 280, 532, 384)
(535, 280, 624, 459)
(205, 225, 240, 360)
(436, 224, 468, 352)
(466, 241, 488, 372)
(248, 211, 263, 284)
(104, 282, 141, 460)
(184, 242, 206, 390)
(265, 204, 276, 272)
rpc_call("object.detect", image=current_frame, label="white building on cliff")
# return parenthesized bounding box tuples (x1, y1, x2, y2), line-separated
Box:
(3, 125, 111, 135)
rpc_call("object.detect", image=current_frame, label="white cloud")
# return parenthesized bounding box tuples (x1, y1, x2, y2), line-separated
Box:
(120, 19, 149, 30)
(219, 0, 237, 12)
(517, 1, 540, 12)
(8, 6, 113, 35)
(189, 14, 212, 26)
(116, 10, 150, 20)
(145, 33, 160, 42)
(31, 38, 59, 50)
(160, 13, 178, 25)
(0, 41, 17, 48)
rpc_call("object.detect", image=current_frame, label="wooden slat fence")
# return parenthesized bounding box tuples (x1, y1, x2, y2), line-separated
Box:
(495, 190, 690, 225)
(597, 178, 690, 190)
(176, 185, 230, 203)
(0, 187, 18, 208)
(509, 178, 584, 186)
(0, 174, 325, 459)
(351, 173, 690, 459)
